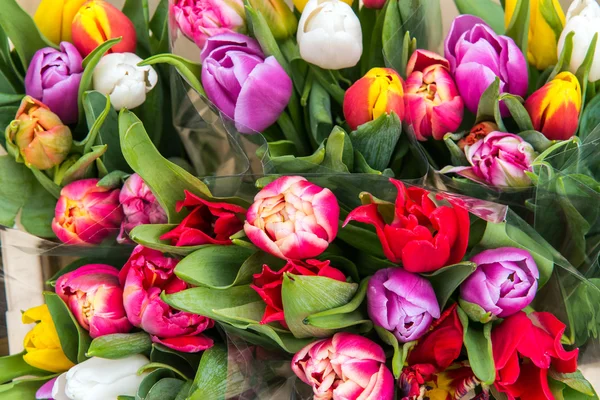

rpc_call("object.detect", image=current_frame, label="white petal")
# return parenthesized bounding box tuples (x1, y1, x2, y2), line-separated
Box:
(51, 373, 70, 400)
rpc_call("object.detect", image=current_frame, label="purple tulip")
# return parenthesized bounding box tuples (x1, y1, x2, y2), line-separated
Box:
(200, 33, 293, 134)
(25, 42, 83, 125)
(367, 267, 440, 343)
(35, 377, 57, 400)
(460, 247, 539, 318)
(444, 15, 528, 115)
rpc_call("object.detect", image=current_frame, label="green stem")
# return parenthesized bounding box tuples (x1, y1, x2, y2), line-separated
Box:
(310, 65, 346, 105)
(277, 111, 310, 156)
(301, 71, 314, 107)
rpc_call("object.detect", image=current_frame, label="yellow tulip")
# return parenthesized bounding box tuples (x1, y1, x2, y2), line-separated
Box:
(34, 0, 88, 44)
(293, 0, 352, 13)
(22, 304, 75, 373)
(504, 0, 565, 70)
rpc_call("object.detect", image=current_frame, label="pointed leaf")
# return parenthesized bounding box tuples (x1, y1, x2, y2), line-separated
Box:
(87, 332, 152, 360)
(129, 224, 213, 256)
(457, 307, 495, 385)
(60, 145, 108, 185)
(350, 113, 402, 171)
(0, 352, 49, 384)
(424, 262, 477, 309)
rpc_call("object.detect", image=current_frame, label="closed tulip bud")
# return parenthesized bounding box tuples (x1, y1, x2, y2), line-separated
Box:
(5, 96, 72, 170)
(525, 71, 581, 140)
(294, 0, 352, 12)
(297, 0, 362, 70)
(458, 122, 498, 150)
(248, 0, 297, 39)
(71, 0, 137, 57)
(34, 0, 87, 44)
(344, 68, 405, 131)
(363, 0, 386, 9)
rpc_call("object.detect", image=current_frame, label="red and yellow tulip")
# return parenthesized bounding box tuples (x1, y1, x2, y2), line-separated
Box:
(525, 71, 581, 141)
(34, 0, 87, 44)
(343, 67, 405, 131)
(71, 0, 137, 57)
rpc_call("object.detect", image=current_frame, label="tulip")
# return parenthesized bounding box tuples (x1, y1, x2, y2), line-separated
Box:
(398, 363, 475, 400)
(5, 96, 72, 170)
(344, 179, 470, 273)
(52, 355, 149, 400)
(457, 121, 498, 150)
(505, 0, 565, 70)
(343, 68, 405, 131)
(33, 0, 87, 44)
(171, 0, 246, 49)
(51, 178, 123, 245)
(244, 176, 339, 260)
(71, 0, 136, 57)
(404, 50, 464, 141)
(291, 332, 394, 400)
(36, 377, 58, 400)
(363, 0, 386, 9)
(444, 15, 528, 115)
(297, 0, 362, 70)
(93, 52, 158, 111)
(118, 174, 167, 244)
(160, 190, 245, 247)
(293, 0, 352, 12)
(446, 132, 537, 187)
(25, 42, 83, 125)
(201, 33, 292, 134)
(367, 267, 440, 343)
(247, 0, 297, 39)
(251, 259, 346, 327)
(525, 71, 581, 141)
(55, 264, 132, 338)
(558, 0, 600, 82)
(119, 246, 214, 352)
(22, 304, 75, 373)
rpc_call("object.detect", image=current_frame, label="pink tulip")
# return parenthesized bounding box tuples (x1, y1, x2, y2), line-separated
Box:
(56, 264, 131, 338)
(119, 246, 214, 353)
(52, 178, 123, 245)
(244, 176, 339, 260)
(292, 332, 394, 400)
(405, 50, 464, 141)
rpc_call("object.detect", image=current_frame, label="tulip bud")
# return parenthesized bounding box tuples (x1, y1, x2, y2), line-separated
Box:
(71, 0, 137, 57)
(293, 0, 352, 12)
(297, 0, 362, 70)
(458, 122, 498, 150)
(343, 68, 405, 131)
(248, 0, 297, 39)
(5, 96, 72, 170)
(525, 71, 581, 140)
(363, 0, 386, 9)
(34, 0, 87, 44)
(36, 377, 57, 400)
(52, 178, 123, 245)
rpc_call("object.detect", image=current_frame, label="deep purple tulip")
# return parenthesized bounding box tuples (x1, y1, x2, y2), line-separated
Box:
(200, 33, 292, 134)
(460, 247, 539, 318)
(367, 267, 440, 343)
(25, 42, 83, 125)
(444, 15, 528, 116)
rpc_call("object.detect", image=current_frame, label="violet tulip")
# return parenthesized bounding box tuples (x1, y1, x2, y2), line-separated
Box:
(25, 42, 83, 125)
(444, 15, 528, 115)
(56, 264, 132, 338)
(201, 33, 292, 134)
(119, 246, 214, 353)
(52, 179, 123, 245)
(292, 332, 394, 400)
(117, 174, 167, 244)
(244, 176, 339, 260)
(405, 50, 464, 141)
(460, 247, 539, 319)
(367, 267, 440, 343)
(36, 377, 57, 400)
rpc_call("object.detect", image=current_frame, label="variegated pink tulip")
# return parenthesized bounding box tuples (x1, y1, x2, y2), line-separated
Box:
(244, 176, 339, 260)
(56, 264, 131, 338)
(292, 332, 394, 400)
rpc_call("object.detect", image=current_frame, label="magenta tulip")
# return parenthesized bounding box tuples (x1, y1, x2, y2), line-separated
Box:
(292, 332, 394, 400)
(36, 377, 57, 400)
(56, 264, 131, 338)
(244, 176, 339, 260)
(444, 15, 528, 115)
(119, 246, 214, 353)
(200, 33, 292, 133)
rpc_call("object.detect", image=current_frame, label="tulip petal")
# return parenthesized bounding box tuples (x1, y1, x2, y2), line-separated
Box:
(151, 334, 214, 353)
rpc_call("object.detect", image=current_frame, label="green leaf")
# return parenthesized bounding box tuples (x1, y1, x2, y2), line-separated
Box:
(549, 370, 595, 396)
(476, 78, 505, 130)
(505, 0, 530, 55)
(382, 0, 403, 75)
(0, 156, 32, 228)
(549, 31, 574, 82)
(424, 262, 477, 310)
(150, 344, 201, 378)
(139, 54, 204, 96)
(350, 113, 402, 171)
(500, 94, 534, 132)
(519, 130, 553, 152)
(0, 352, 49, 384)
(174, 381, 193, 400)
(129, 224, 212, 256)
(122, 0, 152, 58)
(60, 145, 108, 186)
(575, 33, 598, 112)
(453, 0, 506, 34)
(337, 220, 386, 259)
(579, 94, 600, 142)
(98, 170, 130, 189)
(146, 378, 185, 400)
(20, 178, 57, 238)
(457, 307, 495, 385)
(87, 332, 152, 359)
(137, 369, 176, 400)
(149, 0, 169, 54)
(0, 376, 56, 400)
(245, 5, 290, 76)
(189, 344, 230, 400)
(374, 326, 402, 378)
(0, 93, 23, 107)
(322, 127, 353, 173)
(30, 168, 61, 198)
(309, 82, 333, 146)
(220, 322, 311, 354)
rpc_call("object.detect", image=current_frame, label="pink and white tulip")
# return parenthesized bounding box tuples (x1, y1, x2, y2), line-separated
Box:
(244, 176, 339, 260)
(292, 332, 394, 400)
(56, 264, 131, 339)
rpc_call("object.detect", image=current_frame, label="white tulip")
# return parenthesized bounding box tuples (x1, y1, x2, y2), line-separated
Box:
(93, 53, 158, 110)
(558, 0, 600, 81)
(52, 355, 150, 400)
(297, 0, 362, 70)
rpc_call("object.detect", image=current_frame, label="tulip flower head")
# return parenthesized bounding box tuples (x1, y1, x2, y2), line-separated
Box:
(292, 332, 395, 400)
(457, 121, 498, 150)
(51, 178, 123, 245)
(34, 0, 87, 44)
(297, 0, 362, 70)
(201, 33, 292, 134)
(5, 96, 73, 171)
(244, 176, 340, 260)
(25, 42, 83, 124)
(247, 0, 297, 39)
(404, 50, 464, 141)
(93, 52, 158, 111)
(36, 377, 58, 400)
(525, 71, 581, 140)
(294, 0, 352, 12)
(343, 67, 405, 131)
